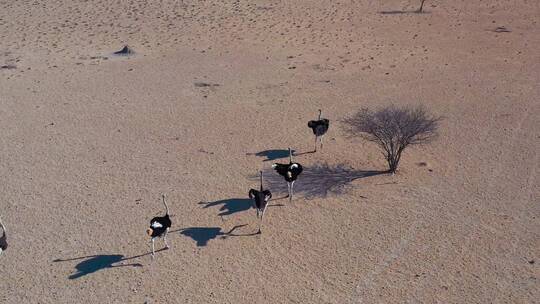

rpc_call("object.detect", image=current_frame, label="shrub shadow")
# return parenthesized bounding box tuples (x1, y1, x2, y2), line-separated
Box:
(262, 163, 386, 199)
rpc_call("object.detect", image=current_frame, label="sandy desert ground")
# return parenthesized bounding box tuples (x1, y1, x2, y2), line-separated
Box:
(0, 0, 539, 303)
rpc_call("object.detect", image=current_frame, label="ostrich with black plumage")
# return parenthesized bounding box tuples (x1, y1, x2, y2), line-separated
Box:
(147, 194, 172, 258)
(249, 171, 272, 234)
(272, 147, 303, 202)
(308, 109, 330, 152)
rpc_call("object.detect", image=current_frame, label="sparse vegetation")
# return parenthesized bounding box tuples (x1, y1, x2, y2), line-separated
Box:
(417, 0, 427, 13)
(346, 105, 441, 174)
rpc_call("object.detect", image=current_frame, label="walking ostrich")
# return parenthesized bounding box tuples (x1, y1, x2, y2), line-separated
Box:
(272, 147, 303, 201)
(147, 194, 172, 257)
(308, 109, 330, 152)
(0, 216, 7, 256)
(249, 171, 272, 234)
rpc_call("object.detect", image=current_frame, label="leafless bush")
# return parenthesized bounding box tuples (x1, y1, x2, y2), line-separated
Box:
(345, 105, 441, 174)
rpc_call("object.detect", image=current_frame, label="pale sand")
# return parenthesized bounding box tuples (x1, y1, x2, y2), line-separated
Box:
(0, 0, 538, 303)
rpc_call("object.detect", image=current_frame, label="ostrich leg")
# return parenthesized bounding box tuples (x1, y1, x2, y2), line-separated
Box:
(164, 228, 170, 248)
(287, 182, 291, 198)
(290, 181, 295, 202)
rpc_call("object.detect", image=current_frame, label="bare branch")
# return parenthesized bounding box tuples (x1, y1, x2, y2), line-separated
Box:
(344, 105, 441, 173)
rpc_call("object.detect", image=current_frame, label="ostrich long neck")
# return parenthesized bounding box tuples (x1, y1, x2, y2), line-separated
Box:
(259, 171, 263, 191)
(162, 195, 170, 215)
(288, 148, 293, 163)
(0, 216, 5, 235)
(318, 110, 322, 120)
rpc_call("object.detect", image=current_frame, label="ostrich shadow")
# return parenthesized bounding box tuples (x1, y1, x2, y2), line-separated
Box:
(292, 149, 317, 156)
(246, 149, 297, 162)
(175, 224, 258, 246)
(52, 249, 164, 279)
(199, 198, 253, 216)
(199, 197, 285, 218)
(261, 163, 387, 199)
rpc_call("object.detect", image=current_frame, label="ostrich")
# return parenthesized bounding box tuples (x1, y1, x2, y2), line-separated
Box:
(308, 109, 330, 152)
(272, 147, 303, 201)
(147, 194, 172, 257)
(249, 171, 272, 234)
(0, 216, 7, 256)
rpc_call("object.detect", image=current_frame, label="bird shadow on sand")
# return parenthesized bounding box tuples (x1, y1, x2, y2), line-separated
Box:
(174, 224, 258, 246)
(52, 249, 165, 279)
(261, 163, 387, 199)
(199, 198, 253, 216)
(199, 198, 285, 218)
(293, 149, 316, 156)
(246, 149, 297, 162)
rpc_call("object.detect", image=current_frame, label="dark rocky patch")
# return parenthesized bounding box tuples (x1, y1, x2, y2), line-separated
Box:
(0, 64, 16, 70)
(493, 26, 511, 33)
(194, 82, 220, 88)
(113, 45, 135, 56)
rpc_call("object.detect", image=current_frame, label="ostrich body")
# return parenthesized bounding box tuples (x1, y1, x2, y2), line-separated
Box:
(0, 216, 7, 256)
(272, 148, 303, 201)
(249, 171, 272, 233)
(147, 194, 172, 257)
(308, 109, 330, 152)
